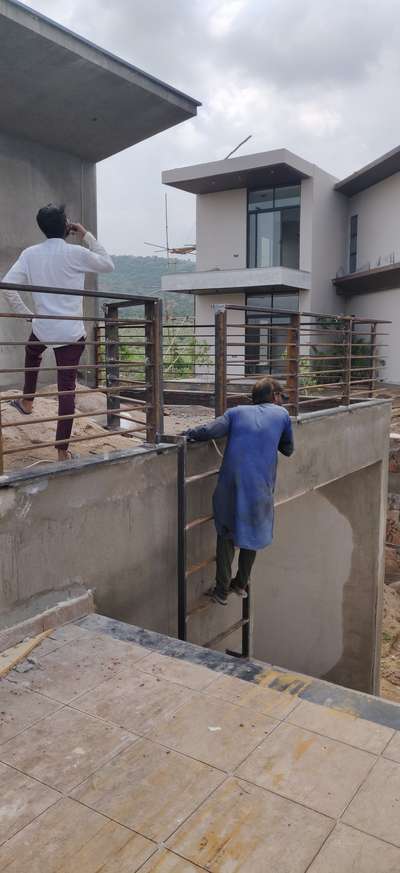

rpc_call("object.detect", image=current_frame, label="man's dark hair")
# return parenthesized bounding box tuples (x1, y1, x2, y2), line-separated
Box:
(36, 203, 68, 239)
(252, 376, 282, 404)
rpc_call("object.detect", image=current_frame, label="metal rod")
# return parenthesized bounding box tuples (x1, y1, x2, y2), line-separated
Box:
(186, 555, 216, 577)
(0, 280, 157, 304)
(185, 469, 220, 485)
(2, 425, 145, 456)
(215, 307, 227, 417)
(1, 402, 146, 429)
(177, 440, 187, 641)
(203, 618, 249, 650)
(185, 514, 214, 532)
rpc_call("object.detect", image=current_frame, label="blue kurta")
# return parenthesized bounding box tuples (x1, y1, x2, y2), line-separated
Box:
(186, 404, 294, 550)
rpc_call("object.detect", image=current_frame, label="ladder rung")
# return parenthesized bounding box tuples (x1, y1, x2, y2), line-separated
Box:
(185, 514, 214, 531)
(186, 556, 216, 577)
(203, 618, 249, 650)
(185, 469, 219, 485)
(186, 599, 211, 619)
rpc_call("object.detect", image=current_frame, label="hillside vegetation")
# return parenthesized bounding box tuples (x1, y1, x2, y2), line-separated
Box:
(99, 254, 195, 318)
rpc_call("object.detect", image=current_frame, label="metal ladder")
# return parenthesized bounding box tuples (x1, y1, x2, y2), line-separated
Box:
(176, 437, 251, 657)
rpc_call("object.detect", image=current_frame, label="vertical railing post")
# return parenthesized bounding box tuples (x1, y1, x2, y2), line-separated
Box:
(145, 299, 164, 442)
(177, 438, 187, 641)
(369, 321, 377, 398)
(214, 306, 227, 417)
(93, 324, 100, 390)
(287, 313, 300, 417)
(342, 316, 353, 406)
(104, 302, 120, 429)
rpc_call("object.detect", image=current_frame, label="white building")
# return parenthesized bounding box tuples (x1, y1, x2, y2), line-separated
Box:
(162, 146, 400, 382)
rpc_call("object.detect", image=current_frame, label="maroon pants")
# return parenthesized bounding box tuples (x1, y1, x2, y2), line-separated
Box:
(23, 333, 85, 450)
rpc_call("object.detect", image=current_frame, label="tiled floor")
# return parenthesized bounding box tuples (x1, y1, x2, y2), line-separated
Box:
(1, 617, 400, 872)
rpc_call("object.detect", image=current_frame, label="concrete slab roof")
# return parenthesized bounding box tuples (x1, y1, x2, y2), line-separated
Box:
(336, 144, 400, 197)
(0, 0, 200, 162)
(162, 148, 314, 194)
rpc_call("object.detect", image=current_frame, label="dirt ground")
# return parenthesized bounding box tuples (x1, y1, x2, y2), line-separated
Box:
(0, 385, 147, 472)
(381, 583, 400, 702)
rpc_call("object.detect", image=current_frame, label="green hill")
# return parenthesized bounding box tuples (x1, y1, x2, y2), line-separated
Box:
(99, 255, 195, 318)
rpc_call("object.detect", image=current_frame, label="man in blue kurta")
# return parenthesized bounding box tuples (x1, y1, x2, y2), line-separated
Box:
(185, 377, 294, 604)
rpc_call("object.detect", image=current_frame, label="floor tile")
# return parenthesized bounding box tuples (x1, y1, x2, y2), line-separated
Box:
(168, 777, 333, 873)
(0, 761, 59, 845)
(307, 823, 400, 872)
(236, 722, 375, 817)
(287, 699, 394, 754)
(206, 674, 299, 719)
(72, 737, 224, 841)
(139, 848, 205, 871)
(149, 695, 277, 770)
(343, 757, 400, 846)
(138, 652, 216, 690)
(0, 706, 135, 792)
(383, 729, 400, 763)
(0, 797, 155, 873)
(0, 680, 60, 744)
(8, 634, 149, 703)
(36, 625, 100, 655)
(73, 669, 192, 735)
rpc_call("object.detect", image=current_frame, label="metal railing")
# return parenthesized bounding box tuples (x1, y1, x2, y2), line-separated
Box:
(215, 305, 390, 417)
(152, 305, 390, 417)
(0, 282, 163, 473)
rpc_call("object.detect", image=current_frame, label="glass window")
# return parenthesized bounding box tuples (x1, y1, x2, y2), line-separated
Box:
(274, 186, 301, 208)
(244, 291, 298, 375)
(248, 188, 274, 212)
(247, 185, 300, 269)
(349, 214, 358, 274)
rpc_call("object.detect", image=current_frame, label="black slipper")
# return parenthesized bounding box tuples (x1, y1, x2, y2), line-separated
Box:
(10, 399, 31, 415)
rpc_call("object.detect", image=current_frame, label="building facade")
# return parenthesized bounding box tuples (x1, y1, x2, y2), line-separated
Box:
(162, 146, 400, 382)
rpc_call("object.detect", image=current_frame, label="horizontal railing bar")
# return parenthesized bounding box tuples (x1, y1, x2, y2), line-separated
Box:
(0, 311, 149, 325)
(2, 424, 146, 455)
(1, 402, 146, 429)
(185, 514, 214, 531)
(185, 469, 220, 485)
(0, 362, 150, 374)
(0, 280, 157, 304)
(0, 340, 150, 348)
(0, 386, 149, 403)
(203, 618, 249, 649)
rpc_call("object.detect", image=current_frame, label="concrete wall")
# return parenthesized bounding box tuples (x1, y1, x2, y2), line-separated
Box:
(196, 189, 247, 271)
(0, 130, 97, 388)
(345, 288, 397, 382)
(0, 447, 178, 635)
(195, 292, 245, 377)
(0, 400, 390, 693)
(347, 172, 400, 271)
(309, 167, 348, 314)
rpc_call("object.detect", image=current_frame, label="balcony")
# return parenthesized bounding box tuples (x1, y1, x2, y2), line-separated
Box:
(161, 265, 311, 295)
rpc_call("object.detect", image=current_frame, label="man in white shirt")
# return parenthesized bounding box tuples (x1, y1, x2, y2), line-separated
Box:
(2, 203, 114, 461)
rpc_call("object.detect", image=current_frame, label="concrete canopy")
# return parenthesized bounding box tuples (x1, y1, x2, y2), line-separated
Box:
(0, 0, 200, 162)
(162, 149, 314, 194)
(335, 144, 400, 197)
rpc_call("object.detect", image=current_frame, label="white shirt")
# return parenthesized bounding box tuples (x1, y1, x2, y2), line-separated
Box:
(1, 232, 114, 345)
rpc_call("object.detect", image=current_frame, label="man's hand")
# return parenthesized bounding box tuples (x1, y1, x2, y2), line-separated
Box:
(68, 222, 87, 241)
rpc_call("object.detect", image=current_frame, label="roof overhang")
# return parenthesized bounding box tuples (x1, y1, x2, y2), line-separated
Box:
(162, 265, 311, 294)
(335, 145, 400, 197)
(162, 148, 314, 194)
(0, 0, 200, 162)
(334, 262, 400, 295)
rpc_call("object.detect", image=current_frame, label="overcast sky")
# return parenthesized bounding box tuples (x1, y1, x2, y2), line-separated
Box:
(23, 0, 400, 255)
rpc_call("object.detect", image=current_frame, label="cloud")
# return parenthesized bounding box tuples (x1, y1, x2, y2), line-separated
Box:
(20, 0, 400, 254)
